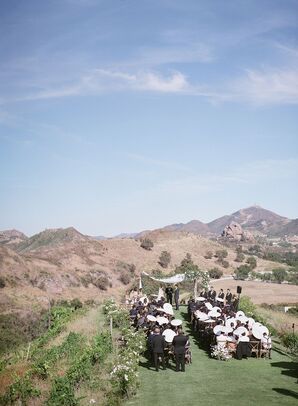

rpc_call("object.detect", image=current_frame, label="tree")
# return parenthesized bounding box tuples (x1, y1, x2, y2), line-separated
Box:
(119, 271, 131, 285)
(222, 260, 229, 269)
(158, 251, 171, 268)
(235, 253, 245, 262)
(181, 253, 193, 267)
(140, 238, 154, 251)
(236, 245, 243, 254)
(246, 256, 257, 270)
(272, 268, 287, 284)
(208, 267, 223, 279)
(215, 250, 228, 261)
(175, 253, 210, 296)
(235, 265, 251, 280)
(204, 250, 213, 259)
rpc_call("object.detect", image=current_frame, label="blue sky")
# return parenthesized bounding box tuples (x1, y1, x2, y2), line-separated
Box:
(0, 0, 297, 236)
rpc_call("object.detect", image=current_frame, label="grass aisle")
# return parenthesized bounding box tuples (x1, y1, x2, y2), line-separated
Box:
(126, 307, 298, 406)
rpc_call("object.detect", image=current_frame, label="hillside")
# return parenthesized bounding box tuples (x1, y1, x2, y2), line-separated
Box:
(0, 229, 28, 248)
(16, 227, 89, 253)
(156, 220, 210, 235)
(0, 228, 287, 312)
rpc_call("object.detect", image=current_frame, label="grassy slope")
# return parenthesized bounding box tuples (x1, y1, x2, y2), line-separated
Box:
(0, 305, 113, 405)
(126, 308, 298, 406)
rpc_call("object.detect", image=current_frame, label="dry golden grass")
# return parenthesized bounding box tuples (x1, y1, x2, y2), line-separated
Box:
(256, 306, 298, 333)
(212, 279, 298, 304)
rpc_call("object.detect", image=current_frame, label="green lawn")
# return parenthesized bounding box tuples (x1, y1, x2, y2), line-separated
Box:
(126, 307, 298, 406)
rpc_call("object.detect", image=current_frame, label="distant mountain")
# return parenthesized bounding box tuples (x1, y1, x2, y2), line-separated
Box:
(135, 206, 295, 238)
(0, 229, 28, 247)
(91, 235, 107, 240)
(16, 227, 89, 253)
(113, 232, 138, 239)
(207, 206, 290, 235)
(160, 220, 210, 235)
(268, 218, 298, 237)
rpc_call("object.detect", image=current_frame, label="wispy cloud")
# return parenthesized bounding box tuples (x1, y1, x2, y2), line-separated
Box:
(127, 153, 191, 172)
(14, 69, 190, 101)
(155, 158, 298, 195)
(6, 64, 298, 106)
(122, 43, 214, 68)
(230, 68, 298, 105)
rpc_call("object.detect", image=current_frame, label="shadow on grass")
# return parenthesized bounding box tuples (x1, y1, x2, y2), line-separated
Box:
(272, 388, 298, 399)
(179, 308, 211, 356)
(272, 346, 291, 357)
(270, 361, 298, 379)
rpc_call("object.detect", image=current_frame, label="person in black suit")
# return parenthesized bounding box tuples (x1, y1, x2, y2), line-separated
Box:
(199, 288, 208, 299)
(151, 327, 166, 371)
(172, 328, 188, 372)
(208, 286, 216, 302)
(174, 285, 180, 310)
(218, 289, 225, 299)
(225, 289, 232, 305)
(165, 286, 173, 304)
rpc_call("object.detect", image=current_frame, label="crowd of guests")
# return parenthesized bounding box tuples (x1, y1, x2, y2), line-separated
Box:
(128, 290, 190, 372)
(187, 287, 272, 359)
(126, 284, 271, 371)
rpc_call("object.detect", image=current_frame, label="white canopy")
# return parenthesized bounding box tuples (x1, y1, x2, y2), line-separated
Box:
(142, 272, 186, 284)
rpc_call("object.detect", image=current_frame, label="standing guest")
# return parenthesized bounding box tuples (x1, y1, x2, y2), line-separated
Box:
(151, 327, 166, 371)
(199, 288, 208, 299)
(172, 328, 189, 372)
(232, 294, 239, 312)
(165, 286, 173, 305)
(157, 285, 165, 301)
(218, 289, 225, 300)
(225, 289, 232, 305)
(208, 286, 216, 302)
(174, 285, 180, 310)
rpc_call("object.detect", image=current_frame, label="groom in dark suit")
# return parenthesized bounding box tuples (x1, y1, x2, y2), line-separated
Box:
(151, 327, 166, 371)
(172, 328, 188, 372)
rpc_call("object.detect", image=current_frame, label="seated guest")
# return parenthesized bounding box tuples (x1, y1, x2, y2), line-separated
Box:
(261, 332, 272, 359)
(237, 332, 250, 343)
(216, 332, 227, 349)
(236, 333, 251, 359)
(227, 332, 237, 350)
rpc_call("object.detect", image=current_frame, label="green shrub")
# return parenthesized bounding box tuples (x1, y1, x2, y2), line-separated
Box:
(246, 256, 257, 270)
(272, 268, 287, 284)
(208, 268, 223, 279)
(94, 275, 109, 290)
(70, 298, 83, 310)
(140, 238, 154, 250)
(158, 251, 171, 268)
(235, 253, 245, 262)
(0, 373, 40, 405)
(0, 277, 6, 288)
(204, 251, 213, 259)
(235, 265, 251, 280)
(119, 271, 131, 285)
(280, 332, 298, 355)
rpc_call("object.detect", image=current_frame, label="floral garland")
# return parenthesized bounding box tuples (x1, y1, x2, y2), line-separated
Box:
(103, 299, 146, 397)
(211, 344, 232, 361)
